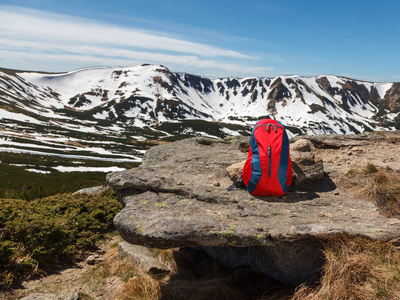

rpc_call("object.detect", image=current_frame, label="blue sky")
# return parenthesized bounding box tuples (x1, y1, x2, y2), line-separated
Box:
(0, 0, 399, 81)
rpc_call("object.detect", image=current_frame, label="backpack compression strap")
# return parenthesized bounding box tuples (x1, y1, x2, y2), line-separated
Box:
(226, 175, 246, 191)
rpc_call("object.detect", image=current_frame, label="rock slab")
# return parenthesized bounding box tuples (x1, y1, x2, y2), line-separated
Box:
(106, 136, 400, 284)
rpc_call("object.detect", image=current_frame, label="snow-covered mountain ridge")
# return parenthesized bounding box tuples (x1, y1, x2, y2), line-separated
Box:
(1, 64, 399, 171)
(2, 64, 399, 137)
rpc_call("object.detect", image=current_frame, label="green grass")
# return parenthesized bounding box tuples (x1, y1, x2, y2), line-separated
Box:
(364, 163, 378, 174)
(0, 162, 105, 200)
(0, 151, 141, 200)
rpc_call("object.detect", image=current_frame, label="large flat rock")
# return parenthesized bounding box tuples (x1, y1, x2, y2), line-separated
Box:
(107, 136, 400, 249)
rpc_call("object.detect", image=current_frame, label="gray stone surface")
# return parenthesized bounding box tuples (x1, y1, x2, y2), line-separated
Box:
(118, 241, 169, 274)
(291, 132, 386, 149)
(107, 136, 400, 248)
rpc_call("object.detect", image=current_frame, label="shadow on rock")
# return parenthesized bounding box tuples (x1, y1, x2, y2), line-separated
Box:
(294, 172, 337, 193)
(157, 247, 296, 300)
(251, 172, 336, 203)
(252, 191, 320, 204)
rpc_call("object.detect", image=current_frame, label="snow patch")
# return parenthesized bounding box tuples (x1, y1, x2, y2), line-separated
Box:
(52, 166, 126, 172)
(375, 83, 393, 99)
(0, 109, 43, 124)
(26, 168, 51, 174)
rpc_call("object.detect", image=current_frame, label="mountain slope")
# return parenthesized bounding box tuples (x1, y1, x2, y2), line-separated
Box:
(0, 64, 399, 169)
(5, 64, 399, 133)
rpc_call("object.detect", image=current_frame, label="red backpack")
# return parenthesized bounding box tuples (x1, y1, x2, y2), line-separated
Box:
(242, 119, 293, 196)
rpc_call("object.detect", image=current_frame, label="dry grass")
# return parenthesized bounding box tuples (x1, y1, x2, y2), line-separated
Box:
(292, 234, 400, 300)
(81, 247, 140, 292)
(359, 170, 400, 216)
(343, 164, 400, 217)
(114, 275, 161, 300)
(157, 249, 179, 274)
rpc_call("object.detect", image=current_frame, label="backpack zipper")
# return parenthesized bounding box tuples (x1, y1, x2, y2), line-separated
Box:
(267, 145, 271, 177)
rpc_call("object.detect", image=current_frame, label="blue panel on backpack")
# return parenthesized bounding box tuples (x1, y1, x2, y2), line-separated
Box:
(247, 133, 262, 194)
(277, 122, 290, 192)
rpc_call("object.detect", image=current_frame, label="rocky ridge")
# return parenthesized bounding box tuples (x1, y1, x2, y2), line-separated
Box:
(106, 131, 400, 285)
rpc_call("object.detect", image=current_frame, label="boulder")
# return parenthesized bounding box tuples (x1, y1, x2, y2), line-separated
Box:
(290, 139, 324, 187)
(199, 238, 325, 285)
(106, 136, 400, 285)
(73, 185, 109, 195)
(291, 138, 315, 153)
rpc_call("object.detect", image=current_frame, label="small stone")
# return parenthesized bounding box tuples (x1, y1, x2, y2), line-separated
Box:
(226, 160, 246, 181)
(86, 254, 104, 265)
(213, 182, 220, 187)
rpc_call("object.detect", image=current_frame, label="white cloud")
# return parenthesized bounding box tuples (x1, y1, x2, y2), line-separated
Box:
(0, 6, 249, 57)
(0, 5, 278, 77)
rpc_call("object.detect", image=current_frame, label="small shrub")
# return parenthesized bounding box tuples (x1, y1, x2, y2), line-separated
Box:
(364, 163, 378, 174)
(345, 169, 358, 176)
(0, 240, 15, 265)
